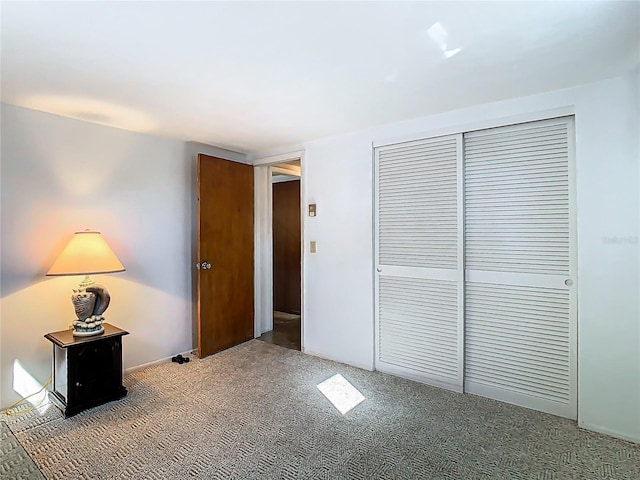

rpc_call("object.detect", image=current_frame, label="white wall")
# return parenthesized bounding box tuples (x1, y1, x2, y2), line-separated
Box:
(254, 74, 640, 442)
(0, 104, 205, 409)
(301, 133, 375, 370)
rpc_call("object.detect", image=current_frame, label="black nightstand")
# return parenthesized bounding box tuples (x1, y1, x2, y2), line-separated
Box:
(45, 323, 129, 417)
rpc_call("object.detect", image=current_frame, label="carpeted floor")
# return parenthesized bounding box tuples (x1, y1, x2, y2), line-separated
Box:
(2, 340, 639, 479)
(0, 421, 45, 479)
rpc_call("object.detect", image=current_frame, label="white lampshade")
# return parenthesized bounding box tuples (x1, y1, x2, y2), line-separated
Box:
(47, 231, 125, 276)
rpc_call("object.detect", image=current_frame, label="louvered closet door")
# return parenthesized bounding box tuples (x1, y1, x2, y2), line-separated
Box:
(375, 134, 464, 391)
(463, 117, 577, 419)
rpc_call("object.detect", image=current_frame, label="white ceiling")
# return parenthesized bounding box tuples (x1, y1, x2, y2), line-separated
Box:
(2, 1, 638, 154)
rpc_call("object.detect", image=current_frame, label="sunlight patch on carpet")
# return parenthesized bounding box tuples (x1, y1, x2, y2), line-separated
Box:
(12, 360, 51, 414)
(317, 374, 365, 414)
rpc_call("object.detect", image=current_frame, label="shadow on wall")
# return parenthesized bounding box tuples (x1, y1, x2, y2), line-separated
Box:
(0, 211, 125, 298)
(0, 104, 194, 300)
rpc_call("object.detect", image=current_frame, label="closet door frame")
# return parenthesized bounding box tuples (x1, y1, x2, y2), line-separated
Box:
(373, 106, 577, 416)
(372, 107, 575, 152)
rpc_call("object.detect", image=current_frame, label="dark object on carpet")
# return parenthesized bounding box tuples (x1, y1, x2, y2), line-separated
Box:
(0, 421, 45, 480)
(171, 354, 190, 364)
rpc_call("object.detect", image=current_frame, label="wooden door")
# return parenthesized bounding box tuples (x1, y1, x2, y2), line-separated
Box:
(197, 154, 254, 358)
(272, 180, 301, 314)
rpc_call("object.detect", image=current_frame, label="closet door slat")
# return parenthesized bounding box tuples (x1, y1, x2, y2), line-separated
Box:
(463, 117, 577, 419)
(374, 134, 463, 391)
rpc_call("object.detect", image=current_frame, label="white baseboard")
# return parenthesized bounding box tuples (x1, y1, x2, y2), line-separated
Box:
(578, 421, 640, 444)
(302, 348, 374, 372)
(125, 349, 197, 374)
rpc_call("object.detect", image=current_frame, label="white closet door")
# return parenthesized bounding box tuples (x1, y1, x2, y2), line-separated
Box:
(463, 117, 577, 419)
(374, 134, 464, 391)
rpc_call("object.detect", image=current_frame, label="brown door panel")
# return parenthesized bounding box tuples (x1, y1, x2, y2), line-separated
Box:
(197, 154, 254, 357)
(273, 180, 301, 314)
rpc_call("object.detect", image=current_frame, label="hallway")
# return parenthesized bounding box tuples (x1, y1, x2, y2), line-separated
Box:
(257, 311, 301, 351)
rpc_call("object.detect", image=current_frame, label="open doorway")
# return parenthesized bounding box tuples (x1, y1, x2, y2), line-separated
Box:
(257, 160, 301, 351)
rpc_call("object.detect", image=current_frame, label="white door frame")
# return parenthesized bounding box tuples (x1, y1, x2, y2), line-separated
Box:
(253, 150, 305, 349)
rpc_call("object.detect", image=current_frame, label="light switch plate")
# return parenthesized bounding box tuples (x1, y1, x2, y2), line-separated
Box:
(309, 204, 316, 217)
(310, 241, 317, 253)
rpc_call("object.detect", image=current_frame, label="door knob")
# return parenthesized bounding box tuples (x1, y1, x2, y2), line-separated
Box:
(564, 278, 573, 286)
(376, 267, 382, 273)
(200, 261, 212, 270)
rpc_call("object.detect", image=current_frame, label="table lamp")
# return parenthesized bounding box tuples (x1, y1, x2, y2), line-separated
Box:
(47, 230, 125, 336)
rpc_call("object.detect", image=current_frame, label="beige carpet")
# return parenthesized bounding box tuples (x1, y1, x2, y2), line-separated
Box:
(0, 421, 45, 479)
(2, 340, 639, 479)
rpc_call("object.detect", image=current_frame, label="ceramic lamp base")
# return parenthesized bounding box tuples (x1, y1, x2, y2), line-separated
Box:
(72, 316, 106, 337)
(73, 326, 105, 337)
